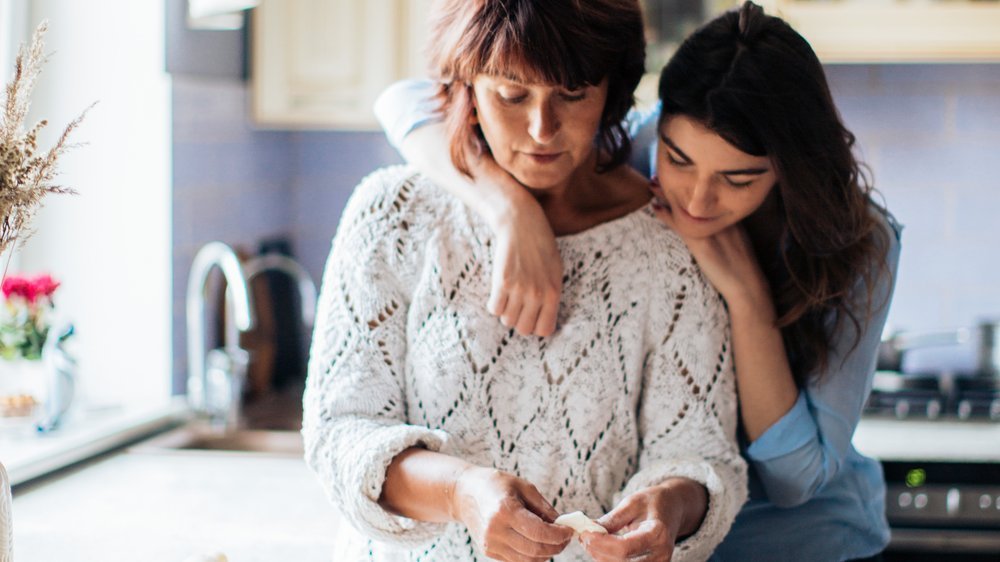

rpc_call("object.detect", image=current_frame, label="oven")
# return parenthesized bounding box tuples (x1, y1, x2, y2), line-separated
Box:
(857, 356, 1000, 560)
(880, 460, 1000, 561)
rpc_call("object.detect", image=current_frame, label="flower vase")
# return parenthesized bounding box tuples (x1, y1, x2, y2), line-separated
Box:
(0, 359, 49, 429)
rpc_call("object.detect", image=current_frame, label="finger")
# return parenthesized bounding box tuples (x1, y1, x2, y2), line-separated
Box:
(583, 532, 655, 561)
(516, 483, 561, 524)
(500, 296, 523, 329)
(596, 498, 641, 534)
(509, 507, 573, 548)
(631, 549, 673, 562)
(514, 296, 542, 336)
(487, 286, 508, 317)
(533, 298, 559, 337)
(503, 523, 571, 559)
(580, 532, 631, 561)
(587, 520, 669, 560)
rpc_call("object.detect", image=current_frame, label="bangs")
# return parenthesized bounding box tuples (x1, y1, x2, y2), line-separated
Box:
(441, 2, 613, 88)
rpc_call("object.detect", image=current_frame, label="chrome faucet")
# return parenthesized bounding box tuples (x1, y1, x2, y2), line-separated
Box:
(243, 252, 318, 330)
(186, 242, 256, 430)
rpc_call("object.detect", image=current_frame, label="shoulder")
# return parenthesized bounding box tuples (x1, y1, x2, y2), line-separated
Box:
(631, 208, 702, 281)
(337, 165, 447, 238)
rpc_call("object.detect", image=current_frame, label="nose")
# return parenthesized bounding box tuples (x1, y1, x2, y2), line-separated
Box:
(686, 176, 717, 217)
(528, 99, 559, 144)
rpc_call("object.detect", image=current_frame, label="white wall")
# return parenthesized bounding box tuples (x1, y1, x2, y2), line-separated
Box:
(14, 1, 172, 406)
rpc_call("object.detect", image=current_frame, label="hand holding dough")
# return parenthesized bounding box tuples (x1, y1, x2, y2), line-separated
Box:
(554, 511, 608, 535)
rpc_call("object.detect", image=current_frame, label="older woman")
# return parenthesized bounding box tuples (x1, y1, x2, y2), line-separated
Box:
(302, 1, 746, 561)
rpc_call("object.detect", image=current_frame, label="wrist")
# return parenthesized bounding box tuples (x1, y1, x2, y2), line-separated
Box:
(653, 478, 707, 539)
(447, 463, 481, 523)
(725, 282, 776, 325)
(483, 180, 537, 231)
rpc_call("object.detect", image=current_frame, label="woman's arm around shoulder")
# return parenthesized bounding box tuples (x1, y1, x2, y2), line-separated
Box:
(374, 79, 564, 337)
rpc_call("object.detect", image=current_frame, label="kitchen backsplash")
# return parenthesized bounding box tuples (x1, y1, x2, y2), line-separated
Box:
(172, 65, 1000, 388)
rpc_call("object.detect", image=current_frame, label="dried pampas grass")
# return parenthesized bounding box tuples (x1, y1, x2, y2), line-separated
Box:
(0, 21, 92, 263)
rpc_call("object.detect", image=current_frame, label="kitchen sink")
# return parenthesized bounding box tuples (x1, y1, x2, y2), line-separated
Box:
(131, 423, 304, 456)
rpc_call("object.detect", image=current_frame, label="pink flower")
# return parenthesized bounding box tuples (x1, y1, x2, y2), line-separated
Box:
(1, 273, 60, 304)
(30, 274, 60, 299)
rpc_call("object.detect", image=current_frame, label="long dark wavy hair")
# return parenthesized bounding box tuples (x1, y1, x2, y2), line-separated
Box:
(425, 0, 646, 176)
(658, 1, 891, 385)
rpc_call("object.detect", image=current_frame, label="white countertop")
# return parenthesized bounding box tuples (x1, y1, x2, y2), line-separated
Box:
(8, 415, 997, 562)
(854, 416, 1000, 463)
(11, 448, 340, 562)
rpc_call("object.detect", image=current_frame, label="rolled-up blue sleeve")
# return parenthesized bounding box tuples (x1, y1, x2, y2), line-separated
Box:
(625, 101, 661, 177)
(744, 213, 902, 508)
(373, 79, 443, 151)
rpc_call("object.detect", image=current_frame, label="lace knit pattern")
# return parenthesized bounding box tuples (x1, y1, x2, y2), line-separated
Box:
(303, 166, 747, 561)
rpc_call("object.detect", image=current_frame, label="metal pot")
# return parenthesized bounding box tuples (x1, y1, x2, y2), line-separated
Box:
(878, 320, 1000, 378)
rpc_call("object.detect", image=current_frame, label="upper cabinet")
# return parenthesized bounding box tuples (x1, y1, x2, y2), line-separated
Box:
(251, 0, 1000, 129)
(251, 0, 432, 130)
(757, 0, 1000, 63)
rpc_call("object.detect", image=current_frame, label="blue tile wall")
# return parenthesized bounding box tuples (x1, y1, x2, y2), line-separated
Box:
(172, 64, 1000, 389)
(826, 64, 1000, 335)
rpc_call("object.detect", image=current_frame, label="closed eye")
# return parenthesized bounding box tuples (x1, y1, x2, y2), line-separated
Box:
(499, 93, 527, 104)
(723, 176, 755, 188)
(666, 151, 690, 167)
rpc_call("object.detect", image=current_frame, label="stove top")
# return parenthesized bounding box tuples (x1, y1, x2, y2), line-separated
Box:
(865, 373, 1000, 421)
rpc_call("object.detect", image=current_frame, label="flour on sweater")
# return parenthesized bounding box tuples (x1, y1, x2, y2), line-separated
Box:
(303, 166, 748, 561)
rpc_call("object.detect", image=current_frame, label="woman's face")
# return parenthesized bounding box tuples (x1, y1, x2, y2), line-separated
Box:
(651, 115, 777, 239)
(471, 74, 608, 191)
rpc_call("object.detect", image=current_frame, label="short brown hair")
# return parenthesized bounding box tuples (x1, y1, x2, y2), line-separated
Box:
(426, 0, 645, 176)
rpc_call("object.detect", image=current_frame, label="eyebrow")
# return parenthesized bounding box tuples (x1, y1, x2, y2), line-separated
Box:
(659, 132, 770, 176)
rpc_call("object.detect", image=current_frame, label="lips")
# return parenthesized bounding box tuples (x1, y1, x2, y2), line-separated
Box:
(525, 152, 562, 164)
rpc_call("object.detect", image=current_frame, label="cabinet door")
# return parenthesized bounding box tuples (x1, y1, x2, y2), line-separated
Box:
(758, 0, 1000, 63)
(252, 0, 431, 129)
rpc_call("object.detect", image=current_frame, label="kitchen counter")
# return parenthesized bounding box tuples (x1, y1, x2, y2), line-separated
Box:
(11, 447, 341, 562)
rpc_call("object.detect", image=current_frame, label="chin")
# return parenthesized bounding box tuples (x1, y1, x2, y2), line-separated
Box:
(511, 169, 568, 191)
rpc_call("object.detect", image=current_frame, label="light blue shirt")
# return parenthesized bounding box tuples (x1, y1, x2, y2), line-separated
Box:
(374, 79, 902, 562)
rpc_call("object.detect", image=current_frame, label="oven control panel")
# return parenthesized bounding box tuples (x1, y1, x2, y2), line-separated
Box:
(887, 484, 1000, 527)
(883, 461, 1000, 529)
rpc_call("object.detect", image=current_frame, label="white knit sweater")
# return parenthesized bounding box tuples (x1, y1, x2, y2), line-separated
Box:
(303, 166, 747, 562)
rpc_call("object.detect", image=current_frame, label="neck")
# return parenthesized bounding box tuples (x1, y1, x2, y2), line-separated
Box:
(524, 150, 599, 210)
(525, 150, 649, 236)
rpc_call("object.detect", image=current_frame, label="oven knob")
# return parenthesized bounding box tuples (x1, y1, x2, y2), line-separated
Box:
(894, 399, 910, 419)
(914, 493, 929, 509)
(927, 399, 942, 419)
(958, 399, 973, 420)
(981, 494, 993, 510)
(946, 488, 961, 516)
(898, 492, 913, 508)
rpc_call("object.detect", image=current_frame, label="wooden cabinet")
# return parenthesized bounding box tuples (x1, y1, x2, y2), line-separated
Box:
(251, 0, 432, 129)
(757, 0, 1000, 63)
